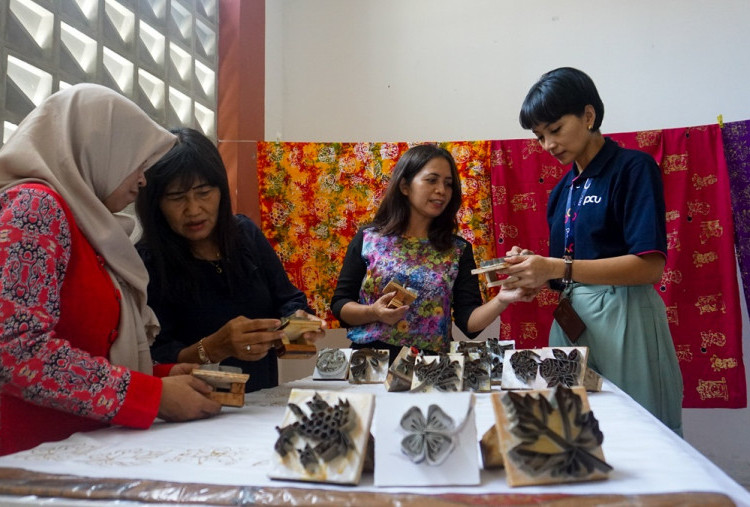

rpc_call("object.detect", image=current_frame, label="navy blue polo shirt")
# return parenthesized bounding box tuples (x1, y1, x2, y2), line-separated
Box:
(547, 137, 667, 261)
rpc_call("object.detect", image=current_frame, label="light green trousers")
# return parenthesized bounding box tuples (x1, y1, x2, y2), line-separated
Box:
(550, 283, 684, 436)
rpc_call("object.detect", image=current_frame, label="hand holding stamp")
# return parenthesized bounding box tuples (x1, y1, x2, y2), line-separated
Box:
(471, 257, 515, 288)
(383, 280, 418, 309)
(272, 315, 323, 359)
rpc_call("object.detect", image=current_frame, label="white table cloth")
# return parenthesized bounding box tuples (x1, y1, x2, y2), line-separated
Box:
(0, 377, 747, 505)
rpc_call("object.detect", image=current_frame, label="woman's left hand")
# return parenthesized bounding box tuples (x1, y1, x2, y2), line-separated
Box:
(494, 285, 539, 305)
(292, 309, 327, 343)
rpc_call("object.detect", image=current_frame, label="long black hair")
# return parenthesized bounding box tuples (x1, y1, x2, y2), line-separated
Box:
(371, 144, 462, 251)
(135, 127, 242, 299)
(519, 67, 604, 131)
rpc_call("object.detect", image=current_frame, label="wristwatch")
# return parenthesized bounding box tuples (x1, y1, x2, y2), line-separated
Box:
(197, 338, 212, 364)
(561, 255, 574, 285)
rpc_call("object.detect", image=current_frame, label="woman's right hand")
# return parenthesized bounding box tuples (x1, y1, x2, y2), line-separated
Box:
(158, 375, 221, 421)
(370, 291, 409, 326)
(501, 253, 559, 289)
(211, 316, 286, 362)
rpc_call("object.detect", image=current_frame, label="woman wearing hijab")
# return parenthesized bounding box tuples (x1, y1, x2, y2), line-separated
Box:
(0, 84, 221, 456)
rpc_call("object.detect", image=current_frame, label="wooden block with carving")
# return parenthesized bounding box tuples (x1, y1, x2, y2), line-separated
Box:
(313, 348, 351, 380)
(501, 346, 589, 390)
(383, 280, 417, 309)
(486, 338, 516, 385)
(583, 367, 603, 392)
(280, 316, 324, 339)
(269, 389, 375, 485)
(450, 341, 491, 392)
(274, 316, 321, 359)
(348, 348, 390, 384)
(191, 367, 249, 407)
(491, 386, 612, 487)
(275, 341, 317, 359)
(410, 354, 464, 393)
(384, 346, 419, 392)
(479, 424, 504, 469)
(374, 392, 479, 487)
(471, 258, 515, 288)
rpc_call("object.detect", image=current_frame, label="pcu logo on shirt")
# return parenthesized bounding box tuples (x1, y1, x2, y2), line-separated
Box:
(582, 195, 602, 205)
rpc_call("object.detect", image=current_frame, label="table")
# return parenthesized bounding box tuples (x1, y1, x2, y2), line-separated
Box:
(0, 378, 747, 506)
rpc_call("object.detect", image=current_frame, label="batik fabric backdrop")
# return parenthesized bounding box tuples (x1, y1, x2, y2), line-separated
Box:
(257, 141, 496, 327)
(491, 124, 746, 408)
(723, 120, 750, 322)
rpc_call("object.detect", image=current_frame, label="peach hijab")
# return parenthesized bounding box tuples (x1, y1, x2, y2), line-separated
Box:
(0, 83, 176, 374)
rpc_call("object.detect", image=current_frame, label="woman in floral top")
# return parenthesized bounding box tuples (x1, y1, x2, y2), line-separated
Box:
(331, 144, 535, 360)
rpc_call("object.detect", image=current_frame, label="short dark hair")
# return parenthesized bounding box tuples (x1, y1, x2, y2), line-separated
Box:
(371, 144, 462, 251)
(136, 127, 241, 299)
(519, 67, 604, 131)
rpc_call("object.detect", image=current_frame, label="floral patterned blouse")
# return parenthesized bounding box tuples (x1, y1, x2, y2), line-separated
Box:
(331, 227, 483, 352)
(0, 184, 161, 455)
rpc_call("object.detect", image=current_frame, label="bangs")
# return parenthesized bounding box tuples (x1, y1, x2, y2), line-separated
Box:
(519, 90, 579, 130)
(158, 150, 222, 192)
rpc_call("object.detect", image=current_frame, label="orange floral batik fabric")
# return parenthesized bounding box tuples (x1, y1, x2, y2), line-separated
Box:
(257, 141, 495, 327)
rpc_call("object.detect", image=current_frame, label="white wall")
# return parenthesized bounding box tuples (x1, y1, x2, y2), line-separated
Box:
(266, 0, 750, 142)
(266, 0, 750, 489)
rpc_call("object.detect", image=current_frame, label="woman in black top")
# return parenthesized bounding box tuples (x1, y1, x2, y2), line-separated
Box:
(136, 128, 325, 392)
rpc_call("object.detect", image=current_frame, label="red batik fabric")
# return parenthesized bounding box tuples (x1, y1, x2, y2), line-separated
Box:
(491, 125, 746, 408)
(257, 141, 495, 327)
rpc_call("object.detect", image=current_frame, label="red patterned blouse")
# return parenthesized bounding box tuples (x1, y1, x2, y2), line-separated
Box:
(0, 183, 161, 455)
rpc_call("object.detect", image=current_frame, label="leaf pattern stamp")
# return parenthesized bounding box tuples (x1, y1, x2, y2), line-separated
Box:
(486, 338, 515, 383)
(450, 341, 491, 392)
(411, 354, 462, 392)
(497, 386, 612, 485)
(463, 357, 491, 392)
(510, 349, 541, 384)
(540, 348, 582, 388)
(502, 347, 588, 390)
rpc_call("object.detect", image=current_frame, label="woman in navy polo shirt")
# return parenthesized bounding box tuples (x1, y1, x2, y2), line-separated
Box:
(501, 67, 683, 435)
